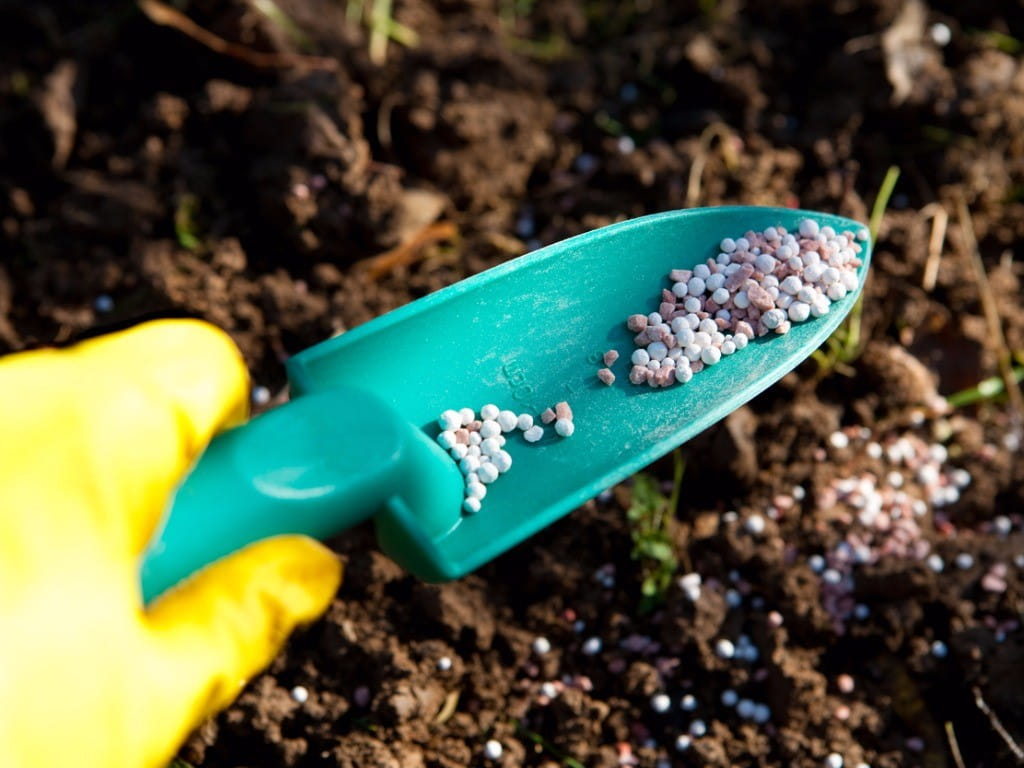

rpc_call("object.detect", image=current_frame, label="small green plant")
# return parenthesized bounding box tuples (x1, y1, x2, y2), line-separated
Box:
(594, 110, 626, 137)
(627, 449, 684, 610)
(947, 365, 1024, 408)
(174, 194, 202, 251)
(514, 721, 586, 768)
(813, 164, 901, 376)
(498, 0, 571, 60)
(920, 125, 974, 148)
(252, 0, 315, 51)
(499, 0, 537, 30)
(969, 28, 1023, 54)
(699, 0, 719, 19)
(347, 0, 419, 65)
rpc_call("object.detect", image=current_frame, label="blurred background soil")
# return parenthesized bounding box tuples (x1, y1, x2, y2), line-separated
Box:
(2, 0, 1024, 765)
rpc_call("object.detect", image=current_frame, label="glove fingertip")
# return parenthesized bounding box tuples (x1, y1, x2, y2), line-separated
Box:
(146, 536, 341, 721)
(246, 536, 344, 635)
(80, 319, 251, 452)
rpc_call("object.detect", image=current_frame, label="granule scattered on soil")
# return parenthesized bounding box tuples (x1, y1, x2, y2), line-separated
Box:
(795, 421, 1018, 636)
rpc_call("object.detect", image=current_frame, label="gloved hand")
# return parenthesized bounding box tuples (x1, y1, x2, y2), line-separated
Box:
(0, 319, 342, 768)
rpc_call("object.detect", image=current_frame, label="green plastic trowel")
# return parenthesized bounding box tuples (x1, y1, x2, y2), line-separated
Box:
(140, 206, 872, 602)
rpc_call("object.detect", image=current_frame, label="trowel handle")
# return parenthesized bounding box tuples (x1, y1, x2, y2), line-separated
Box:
(139, 387, 462, 603)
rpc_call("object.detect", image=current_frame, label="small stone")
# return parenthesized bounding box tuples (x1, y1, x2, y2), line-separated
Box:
(931, 640, 948, 658)
(290, 685, 309, 704)
(675, 734, 692, 752)
(825, 753, 844, 768)
(689, 719, 707, 737)
(680, 694, 697, 711)
(437, 656, 453, 671)
(533, 636, 552, 655)
(582, 636, 603, 655)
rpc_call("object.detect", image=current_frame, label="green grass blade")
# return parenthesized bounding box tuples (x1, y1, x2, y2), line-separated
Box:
(947, 366, 1024, 408)
(869, 165, 901, 242)
(815, 165, 900, 372)
(252, 0, 314, 51)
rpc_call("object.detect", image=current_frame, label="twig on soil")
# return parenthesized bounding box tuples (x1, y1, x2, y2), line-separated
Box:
(919, 202, 949, 292)
(432, 690, 460, 725)
(483, 231, 528, 255)
(973, 686, 1024, 763)
(376, 90, 404, 149)
(843, 33, 880, 54)
(137, 0, 338, 71)
(945, 721, 966, 768)
(358, 221, 458, 280)
(956, 191, 1024, 435)
(686, 123, 739, 208)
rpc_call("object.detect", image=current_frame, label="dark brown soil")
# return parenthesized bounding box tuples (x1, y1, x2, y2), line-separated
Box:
(3, 1, 1024, 766)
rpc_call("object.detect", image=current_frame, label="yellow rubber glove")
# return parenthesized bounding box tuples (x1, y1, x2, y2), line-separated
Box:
(0, 319, 342, 768)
